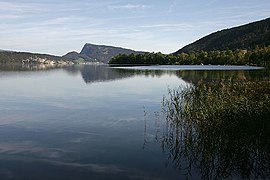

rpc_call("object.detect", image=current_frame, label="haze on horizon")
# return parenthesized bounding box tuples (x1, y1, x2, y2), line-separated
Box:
(0, 0, 270, 56)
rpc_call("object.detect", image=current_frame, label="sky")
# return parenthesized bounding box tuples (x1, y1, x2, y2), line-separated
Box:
(0, 0, 270, 56)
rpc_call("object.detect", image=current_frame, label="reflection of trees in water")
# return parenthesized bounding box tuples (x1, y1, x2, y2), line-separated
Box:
(153, 79, 270, 179)
(65, 66, 269, 85)
(63, 65, 177, 84)
(176, 69, 270, 84)
(2, 64, 268, 85)
(0, 63, 64, 72)
(0, 64, 65, 78)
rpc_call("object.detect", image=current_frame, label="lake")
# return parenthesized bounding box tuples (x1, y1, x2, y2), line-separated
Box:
(0, 64, 268, 180)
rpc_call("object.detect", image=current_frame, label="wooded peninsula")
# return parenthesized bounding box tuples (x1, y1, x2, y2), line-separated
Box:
(109, 45, 270, 67)
(109, 18, 270, 67)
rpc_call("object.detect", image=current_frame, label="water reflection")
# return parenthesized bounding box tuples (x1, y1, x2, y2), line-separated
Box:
(0, 64, 185, 179)
(63, 65, 177, 84)
(71, 66, 269, 84)
(1, 64, 268, 85)
(152, 79, 270, 179)
(175, 69, 270, 83)
(0, 64, 269, 179)
(0, 64, 66, 79)
(0, 63, 65, 71)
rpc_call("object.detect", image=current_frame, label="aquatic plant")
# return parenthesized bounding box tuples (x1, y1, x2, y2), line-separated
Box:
(160, 78, 270, 179)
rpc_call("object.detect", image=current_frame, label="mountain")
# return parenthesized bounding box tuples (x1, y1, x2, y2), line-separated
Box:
(0, 51, 69, 64)
(174, 17, 270, 54)
(63, 43, 145, 63)
(62, 51, 96, 63)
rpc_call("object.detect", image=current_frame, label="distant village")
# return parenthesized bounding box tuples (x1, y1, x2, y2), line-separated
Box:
(21, 56, 73, 65)
(21, 56, 102, 65)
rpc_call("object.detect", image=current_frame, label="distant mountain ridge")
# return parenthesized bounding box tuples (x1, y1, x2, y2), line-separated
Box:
(0, 50, 70, 64)
(62, 51, 96, 63)
(63, 43, 145, 63)
(174, 17, 270, 54)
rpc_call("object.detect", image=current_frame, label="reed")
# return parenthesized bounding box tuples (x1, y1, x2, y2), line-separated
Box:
(160, 78, 270, 179)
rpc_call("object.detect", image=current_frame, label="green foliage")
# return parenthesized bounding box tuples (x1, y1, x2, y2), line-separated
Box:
(110, 18, 270, 67)
(175, 17, 270, 53)
(109, 52, 176, 65)
(160, 78, 270, 179)
(74, 58, 85, 63)
(0, 51, 62, 64)
(109, 45, 270, 67)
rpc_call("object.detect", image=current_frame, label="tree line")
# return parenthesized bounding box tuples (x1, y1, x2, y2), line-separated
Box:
(0, 51, 63, 64)
(109, 45, 270, 67)
(176, 18, 270, 54)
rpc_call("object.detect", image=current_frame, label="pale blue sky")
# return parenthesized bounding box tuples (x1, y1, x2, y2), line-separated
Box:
(0, 0, 270, 55)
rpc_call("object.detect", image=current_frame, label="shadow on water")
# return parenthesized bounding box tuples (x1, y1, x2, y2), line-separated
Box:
(150, 77, 270, 179)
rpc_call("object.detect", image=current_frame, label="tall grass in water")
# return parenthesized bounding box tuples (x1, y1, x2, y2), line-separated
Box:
(161, 79, 270, 179)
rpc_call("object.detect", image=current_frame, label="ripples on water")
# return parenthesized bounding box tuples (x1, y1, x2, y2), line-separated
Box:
(0, 64, 268, 179)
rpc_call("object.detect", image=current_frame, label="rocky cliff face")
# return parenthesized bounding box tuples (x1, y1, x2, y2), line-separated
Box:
(62, 51, 96, 63)
(63, 43, 145, 64)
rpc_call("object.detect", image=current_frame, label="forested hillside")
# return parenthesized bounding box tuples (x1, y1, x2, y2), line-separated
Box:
(0, 51, 66, 64)
(175, 18, 270, 54)
(110, 18, 270, 67)
(109, 45, 270, 67)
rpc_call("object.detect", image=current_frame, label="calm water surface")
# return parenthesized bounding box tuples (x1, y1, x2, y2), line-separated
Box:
(0, 64, 268, 179)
